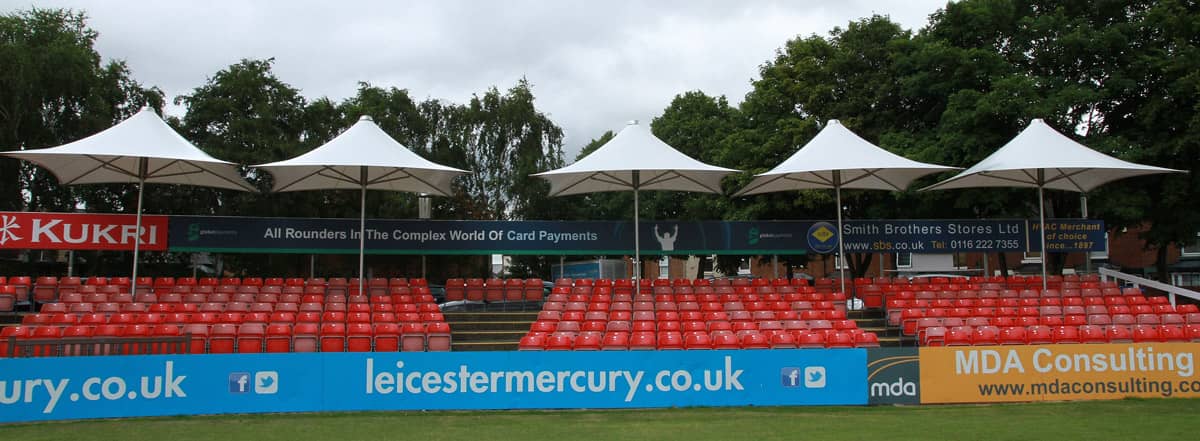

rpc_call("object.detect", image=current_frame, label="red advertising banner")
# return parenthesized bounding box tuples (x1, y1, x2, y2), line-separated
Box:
(0, 212, 168, 251)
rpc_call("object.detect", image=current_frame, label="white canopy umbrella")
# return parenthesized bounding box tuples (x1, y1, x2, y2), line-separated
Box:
(1, 107, 256, 292)
(533, 121, 737, 293)
(735, 119, 957, 294)
(924, 118, 1183, 289)
(254, 115, 468, 296)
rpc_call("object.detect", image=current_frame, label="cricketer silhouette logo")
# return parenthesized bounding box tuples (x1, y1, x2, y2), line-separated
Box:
(0, 215, 22, 245)
(654, 224, 678, 251)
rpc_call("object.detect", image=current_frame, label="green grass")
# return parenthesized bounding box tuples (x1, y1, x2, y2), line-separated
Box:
(1, 398, 1196, 441)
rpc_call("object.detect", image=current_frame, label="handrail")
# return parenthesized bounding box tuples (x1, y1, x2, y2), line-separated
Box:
(1098, 267, 1200, 308)
(4, 335, 189, 358)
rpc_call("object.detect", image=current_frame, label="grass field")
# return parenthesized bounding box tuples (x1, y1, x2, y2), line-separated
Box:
(1, 398, 1196, 440)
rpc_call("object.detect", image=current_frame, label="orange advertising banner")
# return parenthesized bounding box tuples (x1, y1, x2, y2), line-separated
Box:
(920, 343, 1200, 403)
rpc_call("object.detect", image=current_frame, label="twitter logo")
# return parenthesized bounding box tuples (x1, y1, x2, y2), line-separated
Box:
(804, 366, 826, 388)
(255, 371, 279, 394)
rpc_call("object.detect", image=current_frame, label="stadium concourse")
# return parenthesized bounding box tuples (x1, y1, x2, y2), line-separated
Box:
(3, 273, 1199, 356)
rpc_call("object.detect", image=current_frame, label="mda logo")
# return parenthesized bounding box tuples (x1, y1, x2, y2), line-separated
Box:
(866, 348, 920, 405)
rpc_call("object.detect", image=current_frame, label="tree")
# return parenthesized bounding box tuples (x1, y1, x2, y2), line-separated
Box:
(731, 16, 929, 278)
(920, 0, 1200, 279)
(0, 8, 162, 276)
(438, 79, 566, 221)
(0, 8, 163, 213)
(174, 59, 314, 275)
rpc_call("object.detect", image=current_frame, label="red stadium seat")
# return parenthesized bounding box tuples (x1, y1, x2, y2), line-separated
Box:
(208, 323, 238, 353)
(519, 333, 547, 350)
(401, 323, 426, 352)
(264, 324, 292, 353)
(347, 323, 374, 352)
(236, 323, 266, 353)
(320, 322, 347, 352)
(293, 323, 319, 352)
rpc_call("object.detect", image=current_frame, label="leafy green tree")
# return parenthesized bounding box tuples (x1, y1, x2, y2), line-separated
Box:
(0, 8, 163, 213)
(0, 8, 162, 275)
(437, 79, 565, 221)
(174, 59, 314, 275)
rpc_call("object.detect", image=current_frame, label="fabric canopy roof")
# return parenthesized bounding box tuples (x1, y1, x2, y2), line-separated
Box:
(1, 107, 255, 192)
(533, 121, 737, 196)
(254, 116, 468, 196)
(924, 118, 1181, 192)
(736, 119, 955, 196)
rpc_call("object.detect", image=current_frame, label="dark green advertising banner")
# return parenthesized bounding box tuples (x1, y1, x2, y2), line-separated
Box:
(868, 348, 920, 405)
(167, 216, 1104, 255)
(169, 216, 811, 255)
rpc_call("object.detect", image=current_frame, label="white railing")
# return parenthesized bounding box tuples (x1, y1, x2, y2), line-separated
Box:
(1098, 267, 1200, 308)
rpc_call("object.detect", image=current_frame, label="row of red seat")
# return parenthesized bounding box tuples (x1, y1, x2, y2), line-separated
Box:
(443, 276, 842, 303)
(540, 307, 848, 322)
(24, 275, 429, 288)
(922, 324, 1200, 346)
(22, 310, 446, 327)
(520, 328, 879, 350)
(0, 321, 450, 357)
(853, 274, 1103, 287)
(864, 284, 1132, 309)
(42, 300, 439, 315)
(887, 295, 1171, 312)
(44, 291, 436, 308)
(532, 316, 859, 333)
(0, 275, 431, 309)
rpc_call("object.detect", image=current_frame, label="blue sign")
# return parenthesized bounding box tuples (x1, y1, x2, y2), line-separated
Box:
(841, 220, 1027, 254)
(0, 350, 867, 423)
(166, 214, 1105, 255)
(839, 219, 1105, 254)
(1028, 219, 1108, 252)
(807, 222, 839, 254)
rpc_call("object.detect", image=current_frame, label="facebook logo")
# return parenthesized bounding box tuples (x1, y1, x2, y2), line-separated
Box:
(229, 372, 251, 393)
(781, 367, 802, 388)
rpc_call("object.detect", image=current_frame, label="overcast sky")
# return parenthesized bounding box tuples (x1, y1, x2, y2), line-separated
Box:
(6, 0, 948, 159)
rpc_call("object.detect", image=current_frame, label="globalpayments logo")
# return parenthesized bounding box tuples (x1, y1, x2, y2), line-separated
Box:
(780, 366, 826, 389)
(747, 227, 760, 246)
(228, 371, 279, 395)
(187, 224, 200, 241)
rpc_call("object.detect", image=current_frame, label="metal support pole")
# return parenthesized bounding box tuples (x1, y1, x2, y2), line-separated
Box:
(834, 170, 847, 295)
(130, 158, 147, 294)
(358, 166, 367, 297)
(1038, 169, 1048, 291)
(633, 170, 641, 295)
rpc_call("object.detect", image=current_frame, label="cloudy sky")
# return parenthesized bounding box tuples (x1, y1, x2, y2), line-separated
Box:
(6, 0, 948, 158)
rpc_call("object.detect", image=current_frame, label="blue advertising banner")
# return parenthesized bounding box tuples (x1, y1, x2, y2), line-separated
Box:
(0, 350, 867, 423)
(167, 215, 1105, 255)
(1029, 219, 1108, 252)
